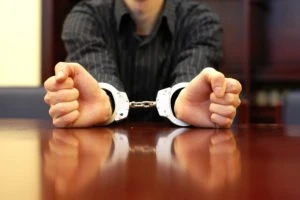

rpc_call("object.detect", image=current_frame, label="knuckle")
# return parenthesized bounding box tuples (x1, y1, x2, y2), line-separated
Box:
(74, 100, 79, 109)
(224, 119, 233, 128)
(226, 94, 235, 104)
(49, 106, 57, 117)
(236, 98, 242, 107)
(56, 106, 67, 116)
(44, 95, 49, 104)
(235, 80, 242, 93)
(227, 106, 236, 116)
(44, 77, 54, 90)
(238, 81, 242, 92)
(47, 92, 58, 104)
(43, 80, 48, 89)
(220, 117, 233, 128)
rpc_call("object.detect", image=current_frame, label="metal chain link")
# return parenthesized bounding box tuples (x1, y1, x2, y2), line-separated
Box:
(129, 101, 156, 108)
(129, 145, 156, 154)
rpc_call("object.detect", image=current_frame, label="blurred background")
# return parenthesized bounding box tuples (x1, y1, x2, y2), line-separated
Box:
(0, 0, 41, 86)
(0, 0, 299, 124)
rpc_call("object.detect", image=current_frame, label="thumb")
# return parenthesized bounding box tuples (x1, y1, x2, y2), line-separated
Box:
(55, 62, 101, 99)
(54, 62, 76, 83)
(202, 67, 226, 98)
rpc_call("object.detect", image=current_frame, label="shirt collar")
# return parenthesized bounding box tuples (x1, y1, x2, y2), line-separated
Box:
(114, 0, 129, 31)
(161, 0, 176, 34)
(114, 0, 176, 34)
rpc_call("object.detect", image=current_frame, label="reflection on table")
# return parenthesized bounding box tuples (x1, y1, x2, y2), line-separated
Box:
(43, 128, 113, 198)
(1, 120, 300, 200)
(42, 126, 241, 199)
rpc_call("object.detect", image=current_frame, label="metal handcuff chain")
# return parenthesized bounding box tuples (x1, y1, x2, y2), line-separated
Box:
(129, 101, 156, 109)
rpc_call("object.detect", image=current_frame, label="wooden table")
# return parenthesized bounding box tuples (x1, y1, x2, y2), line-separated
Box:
(0, 119, 300, 200)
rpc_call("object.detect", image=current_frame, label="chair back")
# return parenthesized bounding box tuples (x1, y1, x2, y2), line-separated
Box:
(282, 91, 300, 125)
(0, 87, 50, 119)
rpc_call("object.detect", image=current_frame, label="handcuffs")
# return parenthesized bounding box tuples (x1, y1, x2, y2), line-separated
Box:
(99, 82, 190, 126)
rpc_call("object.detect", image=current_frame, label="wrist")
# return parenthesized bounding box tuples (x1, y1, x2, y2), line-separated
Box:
(99, 88, 115, 125)
(156, 83, 190, 126)
(99, 82, 130, 125)
(173, 89, 186, 123)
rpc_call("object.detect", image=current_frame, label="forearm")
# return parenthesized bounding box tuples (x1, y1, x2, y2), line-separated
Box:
(61, 2, 124, 91)
(171, 5, 222, 85)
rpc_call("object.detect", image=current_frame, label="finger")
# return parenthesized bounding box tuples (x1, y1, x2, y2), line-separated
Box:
(209, 103, 236, 118)
(44, 76, 74, 92)
(202, 67, 226, 98)
(211, 113, 233, 128)
(210, 93, 241, 107)
(54, 62, 78, 83)
(48, 137, 78, 156)
(52, 131, 79, 147)
(211, 131, 234, 145)
(49, 101, 79, 118)
(225, 78, 242, 94)
(53, 110, 80, 128)
(44, 88, 79, 105)
(209, 140, 237, 154)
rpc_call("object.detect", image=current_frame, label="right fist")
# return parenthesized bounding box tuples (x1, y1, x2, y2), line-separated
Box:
(44, 62, 113, 127)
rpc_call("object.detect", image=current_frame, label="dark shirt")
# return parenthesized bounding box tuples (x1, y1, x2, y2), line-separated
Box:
(62, 0, 222, 121)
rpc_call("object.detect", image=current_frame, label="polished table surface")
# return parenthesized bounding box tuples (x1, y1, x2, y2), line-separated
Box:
(0, 119, 300, 200)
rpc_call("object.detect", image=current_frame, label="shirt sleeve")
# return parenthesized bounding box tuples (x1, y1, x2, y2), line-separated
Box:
(170, 4, 223, 85)
(61, 2, 125, 91)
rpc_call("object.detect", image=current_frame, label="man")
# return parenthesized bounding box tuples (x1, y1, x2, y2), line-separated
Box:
(44, 0, 242, 128)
